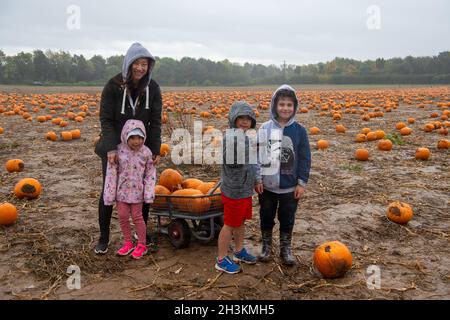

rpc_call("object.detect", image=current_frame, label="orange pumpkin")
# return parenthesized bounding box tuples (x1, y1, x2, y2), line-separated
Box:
(61, 131, 73, 141)
(355, 134, 367, 143)
(310, 127, 320, 135)
(0, 127, 4, 134)
(0, 202, 18, 226)
(396, 122, 406, 130)
(360, 128, 371, 135)
(45, 131, 58, 141)
(355, 149, 369, 161)
(335, 124, 346, 133)
(196, 182, 217, 194)
(313, 241, 352, 278)
(14, 178, 42, 199)
(377, 139, 393, 151)
(5, 159, 24, 173)
(387, 201, 413, 224)
(437, 139, 450, 149)
(159, 169, 183, 192)
(415, 147, 430, 160)
(400, 127, 412, 136)
(160, 143, 170, 157)
(181, 178, 203, 189)
(375, 130, 385, 139)
(366, 131, 378, 141)
(317, 140, 329, 150)
(171, 189, 211, 214)
(70, 129, 81, 139)
(152, 185, 171, 210)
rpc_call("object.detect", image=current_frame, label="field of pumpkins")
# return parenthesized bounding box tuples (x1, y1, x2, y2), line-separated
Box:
(0, 85, 449, 300)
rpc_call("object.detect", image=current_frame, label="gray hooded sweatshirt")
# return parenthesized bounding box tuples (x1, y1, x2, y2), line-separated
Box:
(221, 101, 262, 199)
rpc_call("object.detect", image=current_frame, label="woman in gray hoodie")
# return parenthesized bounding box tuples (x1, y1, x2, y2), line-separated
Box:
(94, 43, 162, 254)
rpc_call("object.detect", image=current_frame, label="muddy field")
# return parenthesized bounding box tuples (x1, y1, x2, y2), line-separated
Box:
(0, 85, 449, 300)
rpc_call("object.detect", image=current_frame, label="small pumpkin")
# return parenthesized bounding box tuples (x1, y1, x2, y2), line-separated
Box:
(310, 127, 320, 135)
(377, 139, 393, 151)
(160, 143, 170, 157)
(375, 130, 385, 139)
(335, 124, 346, 133)
(360, 128, 371, 135)
(355, 149, 369, 161)
(395, 122, 406, 130)
(61, 131, 73, 141)
(400, 127, 412, 136)
(387, 201, 413, 224)
(70, 129, 81, 139)
(355, 134, 367, 143)
(45, 131, 58, 141)
(366, 132, 378, 141)
(415, 147, 430, 160)
(437, 139, 450, 149)
(0, 127, 4, 134)
(317, 140, 329, 150)
(0, 202, 18, 226)
(313, 241, 352, 278)
(5, 159, 24, 173)
(14, 178, 42, 200)
(159, 169, 183, 192)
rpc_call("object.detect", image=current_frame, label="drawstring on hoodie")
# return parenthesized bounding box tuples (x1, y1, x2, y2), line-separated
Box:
(121, 86, 150, 115)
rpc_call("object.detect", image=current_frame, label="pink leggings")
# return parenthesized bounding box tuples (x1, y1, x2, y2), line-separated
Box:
(117, 202, 146, 245)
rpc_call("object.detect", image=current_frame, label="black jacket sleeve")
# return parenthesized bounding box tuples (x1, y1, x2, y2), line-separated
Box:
(99, 81, 119, 154)
(147, 84, 162, 155)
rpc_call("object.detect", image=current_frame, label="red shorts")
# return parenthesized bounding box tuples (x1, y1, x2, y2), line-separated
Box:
(222, 194, 252, 227)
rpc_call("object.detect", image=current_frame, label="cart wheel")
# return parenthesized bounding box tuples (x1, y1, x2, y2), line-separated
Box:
(167, 219, 191, 249)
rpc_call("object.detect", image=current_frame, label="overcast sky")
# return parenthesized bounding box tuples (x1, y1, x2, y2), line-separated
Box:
(0, 0, 449, 66)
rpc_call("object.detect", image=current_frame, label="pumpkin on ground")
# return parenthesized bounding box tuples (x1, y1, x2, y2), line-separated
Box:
(45, 131, 58, 141)
(313, 241, 352, 278)
(5, 159, 24, 173)
(437, 139, 450, 149)
(415, 147, 430, 160)
(160, 143, 170, 157)
(355, 149, 369, 161)
(14, 178, 42, 199)
(387, 201, 413, 224)
(378, 139, 393, 151)
(317, 140, 329, 150)
(0, 202, 18, 226)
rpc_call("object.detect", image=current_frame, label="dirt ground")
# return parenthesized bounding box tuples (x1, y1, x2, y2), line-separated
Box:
(0, 85, 449, 300)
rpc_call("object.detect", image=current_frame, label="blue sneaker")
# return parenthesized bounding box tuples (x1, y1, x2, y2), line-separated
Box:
(234, 248, 257, 264)
(215, 256, 241, 274)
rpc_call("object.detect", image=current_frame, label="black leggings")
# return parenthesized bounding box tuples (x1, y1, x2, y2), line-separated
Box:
(258, 189, 298, 234)
(98, 157, 150, 241)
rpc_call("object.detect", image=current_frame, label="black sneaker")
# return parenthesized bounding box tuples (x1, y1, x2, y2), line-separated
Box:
(94, 239, 109, 254)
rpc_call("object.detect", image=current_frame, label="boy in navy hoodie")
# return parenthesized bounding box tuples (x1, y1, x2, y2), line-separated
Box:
(257, 85, 311, 265)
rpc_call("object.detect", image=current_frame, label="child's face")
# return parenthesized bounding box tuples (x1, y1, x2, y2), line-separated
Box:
(276, 97, 295, 121)
(127, 135, 144, 151)
(235, 115, 252, 131)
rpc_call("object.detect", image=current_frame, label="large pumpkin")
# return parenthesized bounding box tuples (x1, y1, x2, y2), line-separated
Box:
(171, 189, 211, 214)
(152, 185, 171, 210)
(5, 159, 24, 173)
(355, 148, 369, 161)
(313, 241, 352, 278)
(181, 178, 203, 189)
(159, 169, 183, 191)
(0, 202, 18, 226)
(14, 178, 42, 199)
(196, 182, 216, 194)
(415, 147, 430, 160)
(387, 201, 413, 224)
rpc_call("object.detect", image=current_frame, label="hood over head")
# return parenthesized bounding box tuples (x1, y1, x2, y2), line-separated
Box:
(269, 84, 299, 126)
(228, 101, 257, 129)
(122, 42, 156, 88)
(121, 119, 147, 145)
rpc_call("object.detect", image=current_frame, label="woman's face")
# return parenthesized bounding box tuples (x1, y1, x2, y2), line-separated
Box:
(131, 58, 149, 83)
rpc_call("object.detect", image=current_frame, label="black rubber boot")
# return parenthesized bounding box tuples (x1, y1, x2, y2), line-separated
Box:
(280, 232, 296, 266)
(258, 230, 273, 262)
(95, 232, 110, 254)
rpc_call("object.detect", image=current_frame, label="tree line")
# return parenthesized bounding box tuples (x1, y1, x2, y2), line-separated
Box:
(0, 49, 449, 86)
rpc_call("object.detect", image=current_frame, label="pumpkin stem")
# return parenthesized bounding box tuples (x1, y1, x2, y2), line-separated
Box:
(391, 207, 401, 216)
(325, 245, 331, 253)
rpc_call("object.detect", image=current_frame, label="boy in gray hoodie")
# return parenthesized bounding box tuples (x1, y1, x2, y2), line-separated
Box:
(215, 101, 263, 274)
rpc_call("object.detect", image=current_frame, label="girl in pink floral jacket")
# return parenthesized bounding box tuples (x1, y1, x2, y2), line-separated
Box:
(103, 119, 156, 259)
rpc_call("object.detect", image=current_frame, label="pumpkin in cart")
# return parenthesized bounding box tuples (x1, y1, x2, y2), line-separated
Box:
(171, 189, 211, 214)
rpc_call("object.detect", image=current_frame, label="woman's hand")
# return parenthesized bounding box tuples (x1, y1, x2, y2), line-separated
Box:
(294, 185, 305, 200)
(152, 155, 161, 165)
(107, 151, 118, 165)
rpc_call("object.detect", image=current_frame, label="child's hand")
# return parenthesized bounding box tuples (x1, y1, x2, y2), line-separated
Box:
(255, 182, 263, 194)
(152, 155, 161, 165)
(294, 185, 305, 199)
